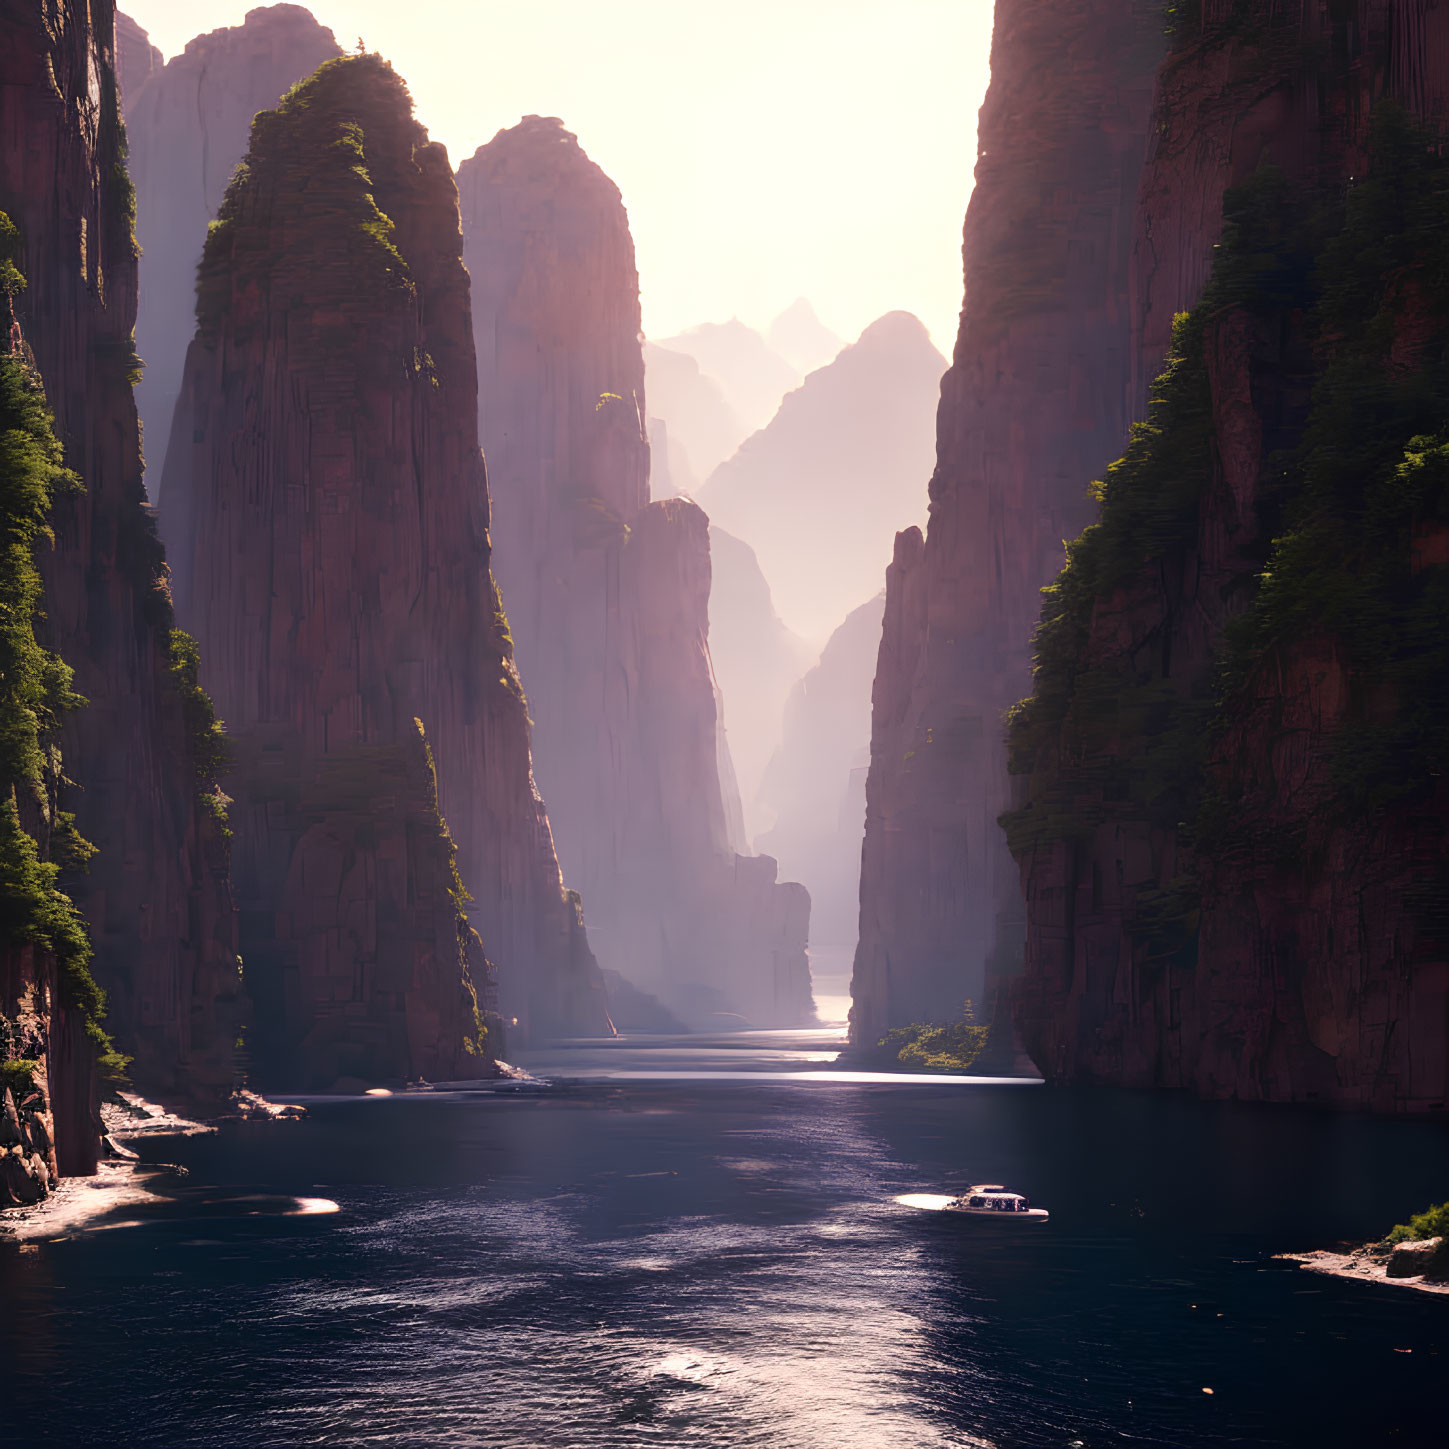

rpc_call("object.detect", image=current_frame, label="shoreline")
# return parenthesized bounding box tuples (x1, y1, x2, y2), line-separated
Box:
(1278, 1248, 1449, 1298)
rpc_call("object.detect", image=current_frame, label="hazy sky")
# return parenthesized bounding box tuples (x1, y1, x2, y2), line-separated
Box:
(124, 1, 994, 349)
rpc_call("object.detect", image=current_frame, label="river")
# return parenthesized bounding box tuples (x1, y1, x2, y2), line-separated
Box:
(1, 1028, 1445, 1447)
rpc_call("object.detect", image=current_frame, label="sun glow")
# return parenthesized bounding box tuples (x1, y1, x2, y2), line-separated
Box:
(121, 0, 993, 347)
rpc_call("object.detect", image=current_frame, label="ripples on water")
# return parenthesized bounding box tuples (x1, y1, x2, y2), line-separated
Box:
(1, 1030, 1445, 1448)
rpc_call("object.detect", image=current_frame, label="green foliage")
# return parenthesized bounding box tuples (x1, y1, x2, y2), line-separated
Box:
(877, 1002, 989, 1073)
(166, 630, 231, 825)
(197, 54, 418, 335)
(1003, 169, 1307, 859)
(0, 211, 24, 298)
(0, 329, 119, 1072)
(1006, 110, 1449, 906)
(0, 1056, 39, 1101)
(1386, 1201, 1449, 1245)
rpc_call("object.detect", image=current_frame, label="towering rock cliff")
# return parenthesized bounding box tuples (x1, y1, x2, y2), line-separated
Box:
(163, 59, 607, 1084)
(458, 116, 813, 1029)
(0, 0, 242, 1135)
(122, 5, 341, 488)
(698, 311, 944, 643)
(1007, 0, 1449, 1111)
(850, 0, 1164, 1051)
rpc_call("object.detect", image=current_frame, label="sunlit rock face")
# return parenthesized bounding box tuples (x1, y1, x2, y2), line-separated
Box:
(1008, 0, 1449, 1111)
(458, 117, 814, 1029)
(699, 311, 944, 644)
(849, 0, 1164, 1054)
(121, 4, 342, 490)
(163, 60, 609, 1085)
(0, 0, 244, 1140)
(759, 592, 885, 963)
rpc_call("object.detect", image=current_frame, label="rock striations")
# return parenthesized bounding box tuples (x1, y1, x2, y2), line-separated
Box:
(0, 0, 244, 1190)
(849, 0, 1164, 1053)
(1006, 0, 1449, 1111)
(458, 116, 813, 1029)
(121, 5, 343, 489)
(163, 60, 608, 1085)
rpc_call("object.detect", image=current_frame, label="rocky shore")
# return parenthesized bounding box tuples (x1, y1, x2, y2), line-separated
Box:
(1280, 1240, 1449, 1298)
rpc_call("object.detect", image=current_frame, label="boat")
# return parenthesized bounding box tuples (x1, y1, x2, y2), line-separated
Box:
(943, 1184, 1049, 1221)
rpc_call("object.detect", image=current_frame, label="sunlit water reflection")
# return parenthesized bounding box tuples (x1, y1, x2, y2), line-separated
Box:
(1, 1032, 1445, 1447)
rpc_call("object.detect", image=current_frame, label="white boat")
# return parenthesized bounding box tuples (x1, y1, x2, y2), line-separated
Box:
(943, 1184, 1049, 1221)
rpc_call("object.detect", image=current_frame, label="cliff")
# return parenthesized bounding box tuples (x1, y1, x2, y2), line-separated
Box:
(163, 58, 608, 1084)
(0, 0, 242, 1146)
(849, 0, 1164, 1051)
(1007, 1, 1449, 1111)
(0, 231, 98, 1202)
(122, 4, 341, 488)
(458, 116, 813, 1029)
(699, 311, 945, 642)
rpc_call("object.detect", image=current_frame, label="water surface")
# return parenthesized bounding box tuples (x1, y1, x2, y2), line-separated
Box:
(1, 1031, 1445, 1447)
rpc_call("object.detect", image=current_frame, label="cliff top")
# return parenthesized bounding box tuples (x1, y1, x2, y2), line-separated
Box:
(196, 53, 427, 333)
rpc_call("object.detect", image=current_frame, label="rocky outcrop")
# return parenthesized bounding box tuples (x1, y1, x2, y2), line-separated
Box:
(699, 312, 944, 642)
(458, 116, 813, 1028)
(849, 0, 1164, 1052)
(708, 527, 814, 843)
(1006, 1, 1449, 1111)
(122, 5, 341, 487)
(759, 592, 885, 963)
(0, 0, 243, 1144)
(163, 59, 608, 1084)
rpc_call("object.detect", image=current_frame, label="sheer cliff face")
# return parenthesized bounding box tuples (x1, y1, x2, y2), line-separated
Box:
(0, 0, 242, 1127)
(849, 0, 1164, 1050)
(1008, 1, 1449, 1111)
(458, 117, 813, 1028)
(122, 5, 341, 489)
(164, 60, 607, 1083)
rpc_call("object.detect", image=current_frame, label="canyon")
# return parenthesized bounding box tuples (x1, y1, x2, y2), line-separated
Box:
(457, 116, 813, 1029)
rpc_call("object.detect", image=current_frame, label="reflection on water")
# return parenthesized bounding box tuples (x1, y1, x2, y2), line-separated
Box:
(0, 1034, 1445, 1448)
